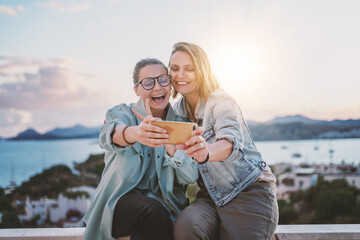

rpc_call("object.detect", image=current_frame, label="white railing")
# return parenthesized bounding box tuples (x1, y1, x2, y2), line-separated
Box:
(0, 225, 360, 240)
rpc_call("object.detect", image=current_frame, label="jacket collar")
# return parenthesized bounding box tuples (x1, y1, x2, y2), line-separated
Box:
(177, 96, 206, 122)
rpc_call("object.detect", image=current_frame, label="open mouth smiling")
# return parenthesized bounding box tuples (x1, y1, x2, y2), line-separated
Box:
(151, 94, 165, 101)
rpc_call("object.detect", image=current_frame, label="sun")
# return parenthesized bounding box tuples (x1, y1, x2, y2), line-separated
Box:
(210, 44, 263, 92)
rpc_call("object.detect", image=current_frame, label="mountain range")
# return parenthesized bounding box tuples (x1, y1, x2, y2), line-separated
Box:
(4, 115, 360, 141)
(260, 114, 360, 127)
(8, 124, 101, 140)
(247, 115, 360, 141)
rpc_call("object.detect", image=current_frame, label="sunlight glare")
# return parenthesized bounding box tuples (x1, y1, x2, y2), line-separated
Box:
(211, 45, 263, 92)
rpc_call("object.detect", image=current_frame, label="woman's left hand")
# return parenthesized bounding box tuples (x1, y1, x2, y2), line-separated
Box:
(176, 127, 208, 163)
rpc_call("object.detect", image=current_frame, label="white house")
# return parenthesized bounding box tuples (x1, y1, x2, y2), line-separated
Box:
(277, 168, 318, 200)
(19, 186, 96, 226)
(276, 162, 360, 200)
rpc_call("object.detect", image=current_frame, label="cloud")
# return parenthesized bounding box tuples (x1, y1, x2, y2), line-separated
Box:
(17, 5, 25, 11)
(38, 1, 93, 13)
(0, 56, 113, 110)
(0, 56, 68, 74)
(0, 5, 24, 16)
(0, 109, 32, 126)
(0, 109, 33, 137)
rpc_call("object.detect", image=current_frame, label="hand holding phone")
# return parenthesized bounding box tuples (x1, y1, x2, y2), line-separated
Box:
(151, 121, 198, 145)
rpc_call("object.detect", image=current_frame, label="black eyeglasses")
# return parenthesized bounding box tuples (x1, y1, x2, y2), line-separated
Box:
(134, 74, 171, 90)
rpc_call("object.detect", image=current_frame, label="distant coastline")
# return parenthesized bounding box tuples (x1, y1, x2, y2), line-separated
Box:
(6, 124, 101, 141)
(3, 115, 360, 141)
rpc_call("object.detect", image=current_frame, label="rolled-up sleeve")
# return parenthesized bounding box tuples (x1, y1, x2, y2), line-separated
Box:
(99, 106, 133, 154)
(164, 150, 198, 185)
(212, 98, 245, 161)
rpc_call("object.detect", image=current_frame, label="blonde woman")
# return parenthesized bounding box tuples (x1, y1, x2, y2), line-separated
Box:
(169, 42, 278, 240)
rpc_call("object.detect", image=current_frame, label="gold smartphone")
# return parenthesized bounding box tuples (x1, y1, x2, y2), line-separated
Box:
(151, 121, 198, 144)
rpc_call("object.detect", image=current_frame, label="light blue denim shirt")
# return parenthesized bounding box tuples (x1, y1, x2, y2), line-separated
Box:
(82, 99, 198, 240)
(174, 89, 266, 207)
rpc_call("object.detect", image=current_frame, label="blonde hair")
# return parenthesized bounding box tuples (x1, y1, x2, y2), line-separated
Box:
(170, 42, 220, 100)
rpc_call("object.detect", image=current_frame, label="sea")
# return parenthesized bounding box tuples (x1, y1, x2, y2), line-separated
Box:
(1, 138, 360, 188)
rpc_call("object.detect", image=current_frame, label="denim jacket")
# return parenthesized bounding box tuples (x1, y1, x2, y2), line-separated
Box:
(174, 89, 266, 207)
(82, 99, 198, 240)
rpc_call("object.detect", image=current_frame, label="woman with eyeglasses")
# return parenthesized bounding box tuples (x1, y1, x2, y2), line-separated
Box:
(169, 42, 278, 240)
(82, 58, 198, 240)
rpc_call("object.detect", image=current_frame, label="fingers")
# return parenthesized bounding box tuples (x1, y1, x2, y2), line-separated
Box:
(185, 135, 205, 147)
(145, 98, 153, 117)
(147, 132, 169, 139)
(132, 108, 145, 121)
(185, 145, 208, 163)
(135, 112, 159, 126)
(183, 135, 207, 158)
(142, 115, 156, 124)
(140, 121, 167, 133)
(185, 142, 207, 156)
(142, 137, 168, 148)
(176, 144, 187, 150)
(193, 127, 205, 136)
(135, 121, 168, 147)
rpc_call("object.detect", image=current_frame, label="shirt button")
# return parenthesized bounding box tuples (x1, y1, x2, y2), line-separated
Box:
(157, 155, 160, 158)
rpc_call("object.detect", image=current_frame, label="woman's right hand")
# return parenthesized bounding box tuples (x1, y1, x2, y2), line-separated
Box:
(130, 98, 169, 148)
(176, 127, 209, 162)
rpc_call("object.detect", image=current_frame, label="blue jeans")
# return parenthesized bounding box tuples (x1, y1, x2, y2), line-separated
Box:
(112, 192, 174, 240)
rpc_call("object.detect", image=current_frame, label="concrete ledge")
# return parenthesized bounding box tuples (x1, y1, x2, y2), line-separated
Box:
(275, 224, 360, 240)
(0, 228, 84, 240)
(0, 225, 360, 240)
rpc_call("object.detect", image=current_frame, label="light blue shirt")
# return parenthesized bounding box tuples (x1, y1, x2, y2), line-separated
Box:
(83, 99, 198, 240)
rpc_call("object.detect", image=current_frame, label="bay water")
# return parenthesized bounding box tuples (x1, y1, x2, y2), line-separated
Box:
(0, 138, 103, 188)
(1, 138, 360, 188)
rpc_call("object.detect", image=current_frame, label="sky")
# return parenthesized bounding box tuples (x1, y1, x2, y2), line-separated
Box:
(0, 0, 359, 137)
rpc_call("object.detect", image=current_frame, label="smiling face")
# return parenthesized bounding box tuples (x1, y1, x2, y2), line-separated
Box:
(169, 50, 199, 100)
(134, 64, 171, 118)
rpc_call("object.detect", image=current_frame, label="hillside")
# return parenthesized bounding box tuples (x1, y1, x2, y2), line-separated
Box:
(10, 125, 101, 140)
(12, 154, 105, 200)
(248, 122, 360, 141)
(74, 153, 105, 186)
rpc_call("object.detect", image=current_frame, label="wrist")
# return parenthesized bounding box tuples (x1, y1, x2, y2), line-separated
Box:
(194, 152, 210, 165)
(165, 145, 175, 157)
(122, 126, 136, 145)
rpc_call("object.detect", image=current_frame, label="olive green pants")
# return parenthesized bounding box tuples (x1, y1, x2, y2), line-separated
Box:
(174, 181, 278, 240)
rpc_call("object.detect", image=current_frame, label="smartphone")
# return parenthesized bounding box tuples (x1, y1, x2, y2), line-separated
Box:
(151, 121, 198, 144)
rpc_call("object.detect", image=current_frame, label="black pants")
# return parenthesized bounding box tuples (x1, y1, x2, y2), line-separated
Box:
(112, 192, 174, 240)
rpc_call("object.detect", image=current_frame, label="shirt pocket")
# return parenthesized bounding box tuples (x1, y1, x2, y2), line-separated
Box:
(224, 156, 254, 183)
(207, 156, 254, 194)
